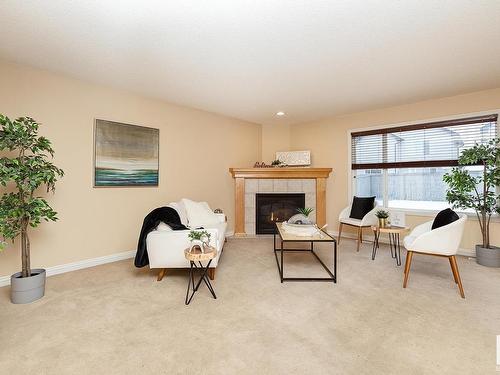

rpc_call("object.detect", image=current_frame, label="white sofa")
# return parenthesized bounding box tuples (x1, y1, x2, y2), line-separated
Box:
(146, 199, 227, 281)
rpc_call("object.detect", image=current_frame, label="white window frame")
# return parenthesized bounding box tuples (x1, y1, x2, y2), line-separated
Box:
(347, 109, 500, 218)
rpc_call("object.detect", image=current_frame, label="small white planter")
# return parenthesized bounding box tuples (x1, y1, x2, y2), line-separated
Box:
(10, 269, 46, 304)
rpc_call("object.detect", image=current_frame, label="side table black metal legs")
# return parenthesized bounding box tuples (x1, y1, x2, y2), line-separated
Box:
(185, 259, 217, 305)
(371, 230, 402, 266)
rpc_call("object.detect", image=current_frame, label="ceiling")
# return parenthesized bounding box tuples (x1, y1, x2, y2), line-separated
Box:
(1, 1, 500, 125)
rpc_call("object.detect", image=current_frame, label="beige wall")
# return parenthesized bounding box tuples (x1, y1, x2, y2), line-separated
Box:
(290, 88, 500, 251)
(0, 60, 261, 277)
(261, 123, 290, 163)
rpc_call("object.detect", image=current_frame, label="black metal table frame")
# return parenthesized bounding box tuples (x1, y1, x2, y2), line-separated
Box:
(371, 230, 402, 266)
(273, 228, 337, 283)
(185, 259, 217, 305)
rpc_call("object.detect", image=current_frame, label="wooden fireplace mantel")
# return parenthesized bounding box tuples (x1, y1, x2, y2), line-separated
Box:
(229, 167, 333, 236)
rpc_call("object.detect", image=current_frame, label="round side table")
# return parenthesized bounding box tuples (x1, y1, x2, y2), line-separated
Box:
(184, 246, 217, 305)
(371, 225, 409, 266)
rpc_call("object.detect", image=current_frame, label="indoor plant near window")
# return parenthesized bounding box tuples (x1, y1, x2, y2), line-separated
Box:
(0, 116, 64, 303)
(375, 209, 389, 227)
(443, 138, 500, 267)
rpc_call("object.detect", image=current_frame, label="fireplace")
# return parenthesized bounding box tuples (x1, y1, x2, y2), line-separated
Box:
(255, 193, 305, 234)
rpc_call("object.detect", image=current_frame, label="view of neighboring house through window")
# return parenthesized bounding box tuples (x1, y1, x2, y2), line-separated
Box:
(351, 114, 498, 211)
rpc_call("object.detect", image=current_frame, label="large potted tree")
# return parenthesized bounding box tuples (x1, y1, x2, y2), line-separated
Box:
(443, 138, 500, 267)
(0, 115, 64, 303)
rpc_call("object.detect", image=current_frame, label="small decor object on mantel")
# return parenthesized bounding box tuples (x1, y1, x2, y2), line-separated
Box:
(254, 161, 271, 168)
(0, 115, 64, 304)
(188, 230, 211, 253)
(276, 151, 311, 166)
(444, 138, 500, 267)
(271, 159, 287, 167)
(214, 208, 223, 214)
(375, 209, 390, 228)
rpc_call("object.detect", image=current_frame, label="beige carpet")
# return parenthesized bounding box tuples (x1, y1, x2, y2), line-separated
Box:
(1, 237, 500, 375)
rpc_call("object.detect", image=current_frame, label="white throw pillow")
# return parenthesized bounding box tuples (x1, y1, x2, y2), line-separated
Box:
(156, 221, 173, 231)
(181, 198, 219, 228)
(167, 201, 188, 225)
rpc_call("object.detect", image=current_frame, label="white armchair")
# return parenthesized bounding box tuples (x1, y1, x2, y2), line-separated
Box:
(338, 205, 379, 252)
(146, 200, 227, 282)
(403, 214, 467, 298)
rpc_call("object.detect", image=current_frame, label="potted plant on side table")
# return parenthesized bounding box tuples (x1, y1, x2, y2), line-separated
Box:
(443, 138, 500, 267)
(375, 209, 390, 227)
(0, 116, 64, 303)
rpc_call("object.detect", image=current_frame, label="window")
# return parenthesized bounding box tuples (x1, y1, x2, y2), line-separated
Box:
(351, 114, 498, 211)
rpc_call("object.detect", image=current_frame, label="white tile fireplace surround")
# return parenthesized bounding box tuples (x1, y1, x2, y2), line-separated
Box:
(244, 179, 316, 235)
(229, 168, 332, 235)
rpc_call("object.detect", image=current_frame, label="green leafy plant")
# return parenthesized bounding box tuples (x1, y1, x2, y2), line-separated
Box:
(296, 207, 314, 217)
(443, 138, 500, 249)
(0, 116, 64, 278)
(188, 230, 211, 244)
(375, 209, 389, 219)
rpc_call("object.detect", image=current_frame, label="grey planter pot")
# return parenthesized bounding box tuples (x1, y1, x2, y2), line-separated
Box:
(476, 245, 500, 268)
(10, 269, 46, 304)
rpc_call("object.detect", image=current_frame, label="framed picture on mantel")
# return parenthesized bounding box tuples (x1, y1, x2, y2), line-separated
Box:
(276, 150, 311, 166)
(94, 119, 159, 187)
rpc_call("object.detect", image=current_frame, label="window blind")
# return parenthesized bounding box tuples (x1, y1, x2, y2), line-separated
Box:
(351, 114, 498, 170)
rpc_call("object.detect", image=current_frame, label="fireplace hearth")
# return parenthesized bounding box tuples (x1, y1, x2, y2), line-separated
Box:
(255, 193, 305, 234)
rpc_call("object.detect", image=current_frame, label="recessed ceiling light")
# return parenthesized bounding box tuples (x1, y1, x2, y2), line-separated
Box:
(276, 111, 285, 116)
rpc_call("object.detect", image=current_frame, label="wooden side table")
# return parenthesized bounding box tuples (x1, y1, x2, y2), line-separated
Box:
(371, 225, 409, 266)
(184, 246, 217, 305)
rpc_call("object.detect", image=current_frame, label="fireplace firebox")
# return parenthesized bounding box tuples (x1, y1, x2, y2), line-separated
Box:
(255, 193, 305, 234)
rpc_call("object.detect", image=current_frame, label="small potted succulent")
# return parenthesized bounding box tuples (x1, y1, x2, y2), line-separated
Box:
(271, 159, 286, 167)
(375, 209, 390, 227)
(188, 230, 211, 253)
(288, 207, 315, 225)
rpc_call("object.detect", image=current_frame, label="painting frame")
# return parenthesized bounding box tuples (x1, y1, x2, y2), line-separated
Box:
(93, 119, 160, 188)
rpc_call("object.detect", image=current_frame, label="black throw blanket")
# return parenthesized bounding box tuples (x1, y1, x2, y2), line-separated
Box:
(134, 206, 188, 268)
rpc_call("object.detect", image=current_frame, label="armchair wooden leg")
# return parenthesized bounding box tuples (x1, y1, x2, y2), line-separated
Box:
(448, 257, 458, 284)
(360, 228, 363, 243)
(157, 268, 167, 281)
(207, 268, 216, 281)
(449, 256, 465, 298)
(356, 227, 361, 252)
(337, 223, 343, 245)
(403, 251, 413, 288)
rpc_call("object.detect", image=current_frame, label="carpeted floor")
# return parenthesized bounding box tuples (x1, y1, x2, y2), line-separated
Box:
(1, 237, 499, 374)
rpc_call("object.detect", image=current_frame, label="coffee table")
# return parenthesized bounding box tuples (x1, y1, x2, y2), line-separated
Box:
(273, 222, 337, 283)
(371, 225, 410, 266)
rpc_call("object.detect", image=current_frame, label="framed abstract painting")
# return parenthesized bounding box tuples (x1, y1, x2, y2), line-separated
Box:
(94, 119, 159, 187)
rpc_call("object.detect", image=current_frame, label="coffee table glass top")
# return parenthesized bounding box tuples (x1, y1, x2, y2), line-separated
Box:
(275, 222, 335, 242)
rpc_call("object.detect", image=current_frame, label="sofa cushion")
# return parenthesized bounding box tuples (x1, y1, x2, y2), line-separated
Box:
(349, 196, 375, 220)
(431, 208, 459, 230)
(156, 221, 173, 231)
(168, 201, 188, 226)
(181, 198, 219, 228)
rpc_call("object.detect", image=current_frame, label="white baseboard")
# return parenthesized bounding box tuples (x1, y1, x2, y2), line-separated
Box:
(327, 230, 475, 257)
(0, 250, 135, 288)
(1, 230, 237, 288)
